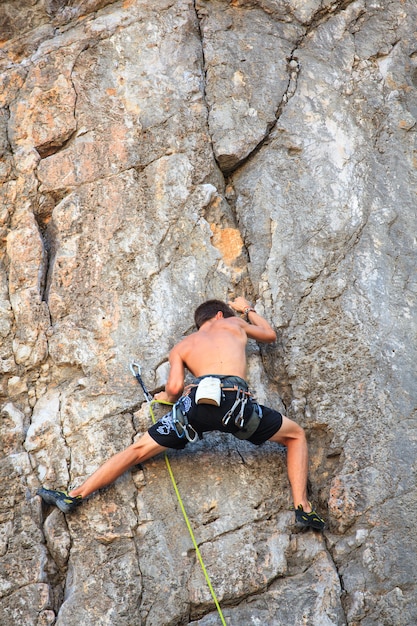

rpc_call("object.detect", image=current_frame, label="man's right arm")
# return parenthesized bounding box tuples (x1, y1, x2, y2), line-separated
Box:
(154, 344, 185, 403)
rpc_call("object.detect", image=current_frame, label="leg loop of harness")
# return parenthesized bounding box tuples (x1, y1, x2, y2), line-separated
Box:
(233, 404, 263, 440)
(221, 386, 262, 439)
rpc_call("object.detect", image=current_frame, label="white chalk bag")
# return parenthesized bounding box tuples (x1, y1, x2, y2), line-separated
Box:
(195, 376, 222, 406)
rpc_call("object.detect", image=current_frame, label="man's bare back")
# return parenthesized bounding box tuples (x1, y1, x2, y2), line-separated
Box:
(159, 297, 277, 403)
(176, 317, 249, 378)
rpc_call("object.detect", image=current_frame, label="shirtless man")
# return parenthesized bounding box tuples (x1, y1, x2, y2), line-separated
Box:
(37, 297, 325, 530)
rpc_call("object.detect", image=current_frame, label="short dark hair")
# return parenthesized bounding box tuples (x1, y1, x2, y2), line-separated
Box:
(194, 299, 236, 329)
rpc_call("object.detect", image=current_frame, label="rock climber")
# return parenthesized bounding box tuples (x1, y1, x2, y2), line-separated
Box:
(37, 296, 325, 530)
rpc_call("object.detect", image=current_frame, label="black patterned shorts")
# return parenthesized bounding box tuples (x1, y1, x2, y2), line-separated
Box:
(148, 381, 282, 450)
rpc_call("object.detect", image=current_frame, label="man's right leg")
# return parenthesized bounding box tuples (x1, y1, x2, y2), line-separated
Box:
(69, 432, 167, 499)
(37, 433, 167, 512)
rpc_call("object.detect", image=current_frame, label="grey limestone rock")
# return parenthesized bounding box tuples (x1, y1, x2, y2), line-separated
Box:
(0, 0, 416, 624)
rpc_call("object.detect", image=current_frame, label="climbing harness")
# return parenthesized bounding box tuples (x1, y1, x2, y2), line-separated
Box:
(131, 362, 227, 626)
(189, 375, 263, 441)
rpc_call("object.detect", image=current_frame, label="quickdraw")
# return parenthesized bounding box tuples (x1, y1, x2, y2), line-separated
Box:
(130, 362, 153, 402)
(222, 387, 247, 427)
(172, 401, 198, 443)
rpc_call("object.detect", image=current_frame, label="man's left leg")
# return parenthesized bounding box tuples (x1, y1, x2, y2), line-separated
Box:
(269, 416, 325, 530)
(269, 415, 309, 510)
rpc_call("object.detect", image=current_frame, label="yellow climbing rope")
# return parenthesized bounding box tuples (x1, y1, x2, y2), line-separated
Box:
(149, 399, 227, 626)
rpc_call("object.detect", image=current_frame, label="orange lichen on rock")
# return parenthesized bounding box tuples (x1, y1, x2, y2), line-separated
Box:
(210, 224, 243, 266)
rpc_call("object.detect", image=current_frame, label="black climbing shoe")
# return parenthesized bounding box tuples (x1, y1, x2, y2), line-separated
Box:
(295, 504, 326, 531)
(37, 488, 82, 514)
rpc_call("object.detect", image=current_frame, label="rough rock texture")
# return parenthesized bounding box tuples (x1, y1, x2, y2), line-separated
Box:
(1, 0, 416, 624)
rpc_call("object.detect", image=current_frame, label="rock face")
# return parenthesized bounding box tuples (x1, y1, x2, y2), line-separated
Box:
(1, 0, 416, 624)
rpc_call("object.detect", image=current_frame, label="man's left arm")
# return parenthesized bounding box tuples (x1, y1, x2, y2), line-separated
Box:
(229, 297, 277, 343)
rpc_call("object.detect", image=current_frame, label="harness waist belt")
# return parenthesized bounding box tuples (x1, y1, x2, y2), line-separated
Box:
(189, 374, 249, 390)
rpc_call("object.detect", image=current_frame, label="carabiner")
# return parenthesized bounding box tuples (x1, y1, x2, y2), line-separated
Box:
(235, 395, 248, 429)
(184, 424, 198, 443)
(130, 361, 142, 377)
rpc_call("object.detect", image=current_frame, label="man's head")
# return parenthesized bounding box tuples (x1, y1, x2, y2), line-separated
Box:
(194, 299, 236, 329)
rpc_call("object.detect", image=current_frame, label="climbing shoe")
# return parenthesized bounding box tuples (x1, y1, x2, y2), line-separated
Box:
(295, 503, 326, 531)
(37, 488, 82, 514)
